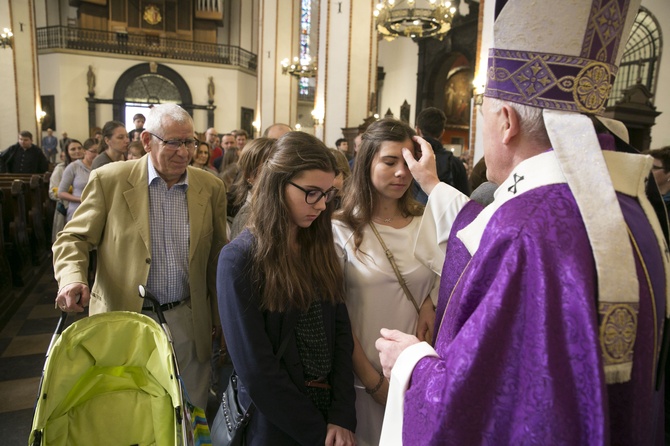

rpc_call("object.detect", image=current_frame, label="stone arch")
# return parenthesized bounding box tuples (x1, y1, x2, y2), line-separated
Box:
(112, 63, 194, 122)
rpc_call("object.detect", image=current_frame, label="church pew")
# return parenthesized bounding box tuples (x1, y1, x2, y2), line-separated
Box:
(0, 180, 32, 286)
(0, 190, 15, 301)
(0, 173, 53, 244)
(0, 176, 48, 265)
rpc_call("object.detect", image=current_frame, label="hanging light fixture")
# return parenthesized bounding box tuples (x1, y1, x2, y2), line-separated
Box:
(1, 27, 13, 49)
(373, 0, 457, 41)
(281, 56, 318, 78)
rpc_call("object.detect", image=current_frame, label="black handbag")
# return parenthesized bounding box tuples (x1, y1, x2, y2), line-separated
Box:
(211, 330, 293, 446)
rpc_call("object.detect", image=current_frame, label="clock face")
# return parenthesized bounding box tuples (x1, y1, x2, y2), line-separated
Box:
(143, 5, 162, 26)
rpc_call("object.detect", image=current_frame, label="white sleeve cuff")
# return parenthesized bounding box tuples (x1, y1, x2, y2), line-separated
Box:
(379, 342, 439, 445)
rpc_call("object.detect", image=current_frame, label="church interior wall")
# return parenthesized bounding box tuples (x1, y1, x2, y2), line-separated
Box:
(319, 0, 348, 145)
(377, 37, 419, 128)
(37, 52, 257, 140)
(0, 0, 18, 144)
(8, 0, 41, 145)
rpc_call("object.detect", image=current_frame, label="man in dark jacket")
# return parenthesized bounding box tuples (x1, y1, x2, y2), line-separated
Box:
(0, 131, 49, 174)
(413, 107, 469, 204)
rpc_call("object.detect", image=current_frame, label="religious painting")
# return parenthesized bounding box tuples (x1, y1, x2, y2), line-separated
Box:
(444, 68, 473, 126)
(241, 107, 255, 138)
(40, 95, 56, 132)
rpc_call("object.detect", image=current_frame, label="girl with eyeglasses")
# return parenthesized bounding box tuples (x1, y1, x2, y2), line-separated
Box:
(646, 146, 670, 216)
(217, 131, 356, 445)
(332, 118, 439, 446)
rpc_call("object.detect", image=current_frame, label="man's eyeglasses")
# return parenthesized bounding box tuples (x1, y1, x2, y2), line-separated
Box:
(652, 165, 665, 171)
(288, 181, 338, 205)
(149, 132, 199, 151)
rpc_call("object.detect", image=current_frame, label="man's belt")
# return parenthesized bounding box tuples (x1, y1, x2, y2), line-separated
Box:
(142, 300, 183, 312)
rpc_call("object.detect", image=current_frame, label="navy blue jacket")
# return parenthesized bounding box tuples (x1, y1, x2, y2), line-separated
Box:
(217, 230, 356, 445)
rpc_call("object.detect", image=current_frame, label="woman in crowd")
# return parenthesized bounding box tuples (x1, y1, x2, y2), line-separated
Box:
(189, 141, 218, 175)
(91, 120, 129, 169)
(229, 137, 276, 240)
(329, 148, 351, 210)
(49, 139, 84, 241)
(647, 146, 670, 215)
(332, 118, 439, 446)
(217, 132, 356, 445)
(58, 138, 98, 222)
(219, 146, 239, 172)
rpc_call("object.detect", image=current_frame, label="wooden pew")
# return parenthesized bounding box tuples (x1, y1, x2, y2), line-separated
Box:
(0, 179, 32, 286)
(0, 190, 14, 300)
(0, 176, 48, 266)
(0, 173, 52, 247)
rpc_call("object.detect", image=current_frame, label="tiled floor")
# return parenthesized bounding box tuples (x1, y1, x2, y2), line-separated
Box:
(0, 262, 230, 444)
(0, 263, 79, 443)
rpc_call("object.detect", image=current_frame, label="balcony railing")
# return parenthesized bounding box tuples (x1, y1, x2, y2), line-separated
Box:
(36, 26, 257, 71)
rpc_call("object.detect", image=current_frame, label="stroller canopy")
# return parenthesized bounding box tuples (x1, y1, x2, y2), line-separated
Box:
(30, 311, 183, 446)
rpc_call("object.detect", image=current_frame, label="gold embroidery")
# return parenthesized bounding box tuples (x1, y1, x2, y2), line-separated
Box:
(573, 62, 612, 113)
(599, 302, 637, 364)
(511, 57, 556, 100)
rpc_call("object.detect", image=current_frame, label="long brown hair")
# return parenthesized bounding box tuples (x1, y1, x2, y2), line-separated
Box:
(230, 137, 276, 207)
(336, 118, 423, 252)
(99, 120, 126, 152)
(249, 132, 344, 312)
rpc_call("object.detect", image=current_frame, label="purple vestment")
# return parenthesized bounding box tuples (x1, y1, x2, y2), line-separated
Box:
(403, 183, 666, 445)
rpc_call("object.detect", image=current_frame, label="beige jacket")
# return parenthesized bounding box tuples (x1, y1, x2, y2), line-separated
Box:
(53, 155, 228, 361)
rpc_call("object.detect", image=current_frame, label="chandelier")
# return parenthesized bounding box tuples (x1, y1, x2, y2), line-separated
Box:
(281, 57, 318, 78)
(374, 0, 457, 41)
(1, 28, 13, 49)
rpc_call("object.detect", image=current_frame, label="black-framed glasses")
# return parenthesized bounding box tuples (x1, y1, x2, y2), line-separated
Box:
(148, 132, 199, 151)
(288, 181, 338, 204)
(652, 165, 665, 171)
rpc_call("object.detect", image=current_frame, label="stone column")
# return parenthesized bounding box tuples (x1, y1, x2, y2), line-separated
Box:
(256, 0, 301, 134)
(315, 0, 378, 147)
(0, 0, 42, 148)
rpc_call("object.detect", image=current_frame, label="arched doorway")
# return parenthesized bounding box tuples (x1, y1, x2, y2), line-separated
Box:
(112, 63, 193, 122)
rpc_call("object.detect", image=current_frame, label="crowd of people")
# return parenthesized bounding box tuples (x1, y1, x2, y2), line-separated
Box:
(3, 0, 669, 444)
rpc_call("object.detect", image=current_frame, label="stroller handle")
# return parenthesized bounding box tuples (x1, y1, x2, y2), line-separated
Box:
(138, 285, 169, 326)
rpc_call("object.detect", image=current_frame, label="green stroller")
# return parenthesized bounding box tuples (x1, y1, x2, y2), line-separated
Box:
(29, 286, 210, 445)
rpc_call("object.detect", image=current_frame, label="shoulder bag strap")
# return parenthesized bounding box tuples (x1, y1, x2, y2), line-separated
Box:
(369, 222, 420, 314)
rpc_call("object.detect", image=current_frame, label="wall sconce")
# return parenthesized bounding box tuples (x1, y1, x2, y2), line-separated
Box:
(37, 109, 46, 124)
(1, 28, 13, 49)
(311, 108, 324, 126)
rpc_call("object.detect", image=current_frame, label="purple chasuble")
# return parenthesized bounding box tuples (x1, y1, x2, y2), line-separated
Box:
(403, 184, 666, 445)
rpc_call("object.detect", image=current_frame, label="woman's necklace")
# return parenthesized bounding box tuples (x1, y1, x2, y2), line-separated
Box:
(373, 213, 397, 224)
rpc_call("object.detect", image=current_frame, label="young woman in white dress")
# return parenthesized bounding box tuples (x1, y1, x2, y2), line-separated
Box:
(332, 118, 439, 446)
